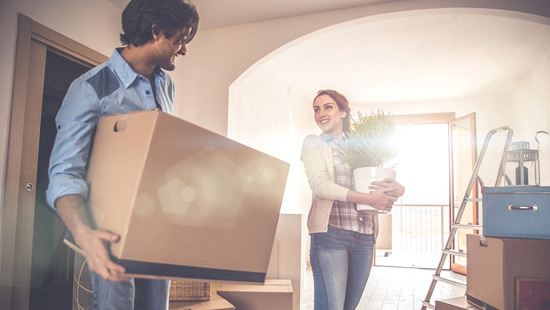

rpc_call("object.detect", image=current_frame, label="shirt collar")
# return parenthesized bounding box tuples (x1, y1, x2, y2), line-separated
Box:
(321, 132, 347, 142)
(320, 132, 333, 142)
(321, 132, 347, 149)
(110, 48, 165, 88)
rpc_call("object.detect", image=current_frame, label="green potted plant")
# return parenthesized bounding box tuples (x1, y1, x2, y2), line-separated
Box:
(344, 109, 399, 213)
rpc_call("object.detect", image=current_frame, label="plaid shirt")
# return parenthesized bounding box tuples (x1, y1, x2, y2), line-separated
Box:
(321, 133, 374, 234)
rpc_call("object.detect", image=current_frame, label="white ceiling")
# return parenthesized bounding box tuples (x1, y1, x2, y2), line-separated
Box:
(269, 11, 550, 104)
(108, 0, 550, 106)
(107, 0, 399, 30)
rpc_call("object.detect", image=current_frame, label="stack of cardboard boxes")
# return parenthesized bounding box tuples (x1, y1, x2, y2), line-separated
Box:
(436, 186, 550, 310)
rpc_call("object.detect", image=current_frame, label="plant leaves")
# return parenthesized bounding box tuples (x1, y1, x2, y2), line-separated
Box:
(344, 109, 399, 169)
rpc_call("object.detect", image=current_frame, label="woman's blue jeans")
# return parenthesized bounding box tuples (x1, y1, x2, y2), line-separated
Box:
(310, 225, 375, 310)
(90, 270, 170, 310)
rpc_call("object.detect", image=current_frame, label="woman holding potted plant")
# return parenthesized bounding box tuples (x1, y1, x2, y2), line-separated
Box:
(301, 89, 404, 310)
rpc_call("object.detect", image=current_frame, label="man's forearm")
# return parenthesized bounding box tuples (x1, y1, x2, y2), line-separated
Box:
(56, 194, 92, 245)
(55, 194, 128, 281)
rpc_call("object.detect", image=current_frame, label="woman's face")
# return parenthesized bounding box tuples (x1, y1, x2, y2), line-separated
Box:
(313, 94, 347, 135)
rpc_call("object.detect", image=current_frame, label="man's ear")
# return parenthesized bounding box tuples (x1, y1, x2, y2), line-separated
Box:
(152, 26, 162, 41)
(341, 111, 347, 119)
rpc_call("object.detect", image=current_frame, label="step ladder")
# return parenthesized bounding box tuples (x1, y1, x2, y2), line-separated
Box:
(420, 126, 513, 310)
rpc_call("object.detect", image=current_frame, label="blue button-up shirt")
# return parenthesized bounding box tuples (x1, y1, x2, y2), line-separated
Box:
(46, 48, 175, 209)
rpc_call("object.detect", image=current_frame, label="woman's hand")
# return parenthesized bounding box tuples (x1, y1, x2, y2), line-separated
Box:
(363, 189, 398, 212)
(347, 188, 397, 212)
(370, 178, 405, 198)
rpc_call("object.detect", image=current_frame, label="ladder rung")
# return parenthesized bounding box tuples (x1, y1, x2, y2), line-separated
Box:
(422, 301, 436, 309)
(453, 223, 483, 230)
(466, 198, 482, 202)
(442, 249, 467, 257)
(433, 275, 467, 288)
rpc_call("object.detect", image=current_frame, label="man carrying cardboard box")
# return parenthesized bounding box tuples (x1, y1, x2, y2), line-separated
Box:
(45, 0, 199, 308)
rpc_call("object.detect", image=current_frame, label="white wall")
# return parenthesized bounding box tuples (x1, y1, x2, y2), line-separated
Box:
(266, 213, 303, 310)
(227, 61, 312, 215)
(511, 47, 550, 185)
(178, 0, 550, 136)
(179, 0, 430, 135)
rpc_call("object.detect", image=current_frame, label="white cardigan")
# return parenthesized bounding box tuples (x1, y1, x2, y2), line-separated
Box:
(300, 134, 379, 239)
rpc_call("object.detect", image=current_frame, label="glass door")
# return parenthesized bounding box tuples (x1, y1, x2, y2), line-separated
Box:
(448, 113, 478, 274)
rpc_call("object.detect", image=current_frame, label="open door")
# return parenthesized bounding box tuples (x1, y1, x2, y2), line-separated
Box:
(448, 113, 478, 274)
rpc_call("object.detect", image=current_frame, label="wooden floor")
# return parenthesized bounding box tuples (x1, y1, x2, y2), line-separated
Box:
(302, 266, 466, 310)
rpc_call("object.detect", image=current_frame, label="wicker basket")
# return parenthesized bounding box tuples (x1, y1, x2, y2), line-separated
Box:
(169, 280, 210, 301)
(73, 251, 209, 305)
(73, 252, 94, 310)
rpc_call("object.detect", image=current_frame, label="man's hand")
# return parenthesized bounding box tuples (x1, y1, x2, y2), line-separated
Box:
(57, 195, 130, 281)
(77, 229, 130, 281)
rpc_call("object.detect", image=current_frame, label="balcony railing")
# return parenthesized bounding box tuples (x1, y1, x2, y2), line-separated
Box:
(377, 204, 451, 269)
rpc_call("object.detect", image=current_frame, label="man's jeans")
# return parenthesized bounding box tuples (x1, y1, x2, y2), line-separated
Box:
(90, 270, 170, 310)
(310, 225, 375, 310)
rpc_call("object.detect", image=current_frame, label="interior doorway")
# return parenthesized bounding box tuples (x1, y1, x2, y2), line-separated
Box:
(29, 50, 90, 309)
(375, 122, 451, 269)
(374, 113, 478, 273)
(0, 15, 106, 309)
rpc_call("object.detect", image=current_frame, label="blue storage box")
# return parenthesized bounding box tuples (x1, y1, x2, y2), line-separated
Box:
(482, 186, 550, 240)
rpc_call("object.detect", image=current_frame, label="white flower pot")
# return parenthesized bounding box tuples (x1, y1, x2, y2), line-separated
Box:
(353, 167, 396, 214)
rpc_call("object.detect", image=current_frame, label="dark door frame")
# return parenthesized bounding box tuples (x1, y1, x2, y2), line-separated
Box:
(0, 14, 107, 309)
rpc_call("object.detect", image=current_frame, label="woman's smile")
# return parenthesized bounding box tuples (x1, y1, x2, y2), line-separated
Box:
(313, 94, 345, 135)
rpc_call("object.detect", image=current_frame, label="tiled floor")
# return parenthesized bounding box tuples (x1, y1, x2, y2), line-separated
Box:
(302, 266, 466, 310)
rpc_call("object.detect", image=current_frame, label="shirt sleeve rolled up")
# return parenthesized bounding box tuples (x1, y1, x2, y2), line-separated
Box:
(45, 78, 101, 209)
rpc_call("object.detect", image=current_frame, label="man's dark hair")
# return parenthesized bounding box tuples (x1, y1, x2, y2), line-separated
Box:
(120, 0, 199, 47)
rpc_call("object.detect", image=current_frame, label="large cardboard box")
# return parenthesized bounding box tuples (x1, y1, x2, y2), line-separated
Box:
(216, 279, 293, 310)
(170, 293, 235, 310)
(70, 110, 289, 283)
(435, 296, 478, 310)
(466, 234, 550, 310)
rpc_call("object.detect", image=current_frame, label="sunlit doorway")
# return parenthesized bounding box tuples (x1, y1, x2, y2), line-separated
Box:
(376, 116, 452, 269)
